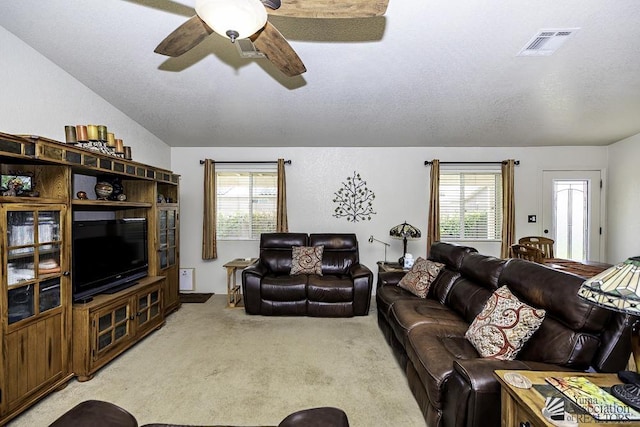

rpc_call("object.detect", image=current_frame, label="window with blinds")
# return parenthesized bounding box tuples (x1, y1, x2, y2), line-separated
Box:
(216, 171, 277, 240)
(439, 171, 502, 240)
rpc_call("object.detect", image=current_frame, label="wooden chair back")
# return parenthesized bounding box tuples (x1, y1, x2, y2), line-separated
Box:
(511, 244, 544, 264)
(518, 236, 555, 258)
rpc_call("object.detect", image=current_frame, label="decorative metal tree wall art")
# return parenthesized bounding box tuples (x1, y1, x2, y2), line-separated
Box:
(332, 171, 376, 222)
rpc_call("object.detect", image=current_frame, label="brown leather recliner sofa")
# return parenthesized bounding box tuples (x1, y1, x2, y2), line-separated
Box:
(377, 241, 633, 427)
(242, 233, 373, 316)
(49, 400, 350, 426)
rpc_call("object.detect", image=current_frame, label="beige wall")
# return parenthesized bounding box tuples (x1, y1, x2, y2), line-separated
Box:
(607, 134, 640, 262)
(171, 145, 609, 295)
(0, 26, 170, 169)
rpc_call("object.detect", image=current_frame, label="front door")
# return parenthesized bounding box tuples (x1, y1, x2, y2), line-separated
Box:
(542, 170, 602, 261)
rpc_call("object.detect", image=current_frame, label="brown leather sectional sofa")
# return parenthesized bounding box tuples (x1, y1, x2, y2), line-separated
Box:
(377, 242, 633, 427)
(242, 233, 373, 316)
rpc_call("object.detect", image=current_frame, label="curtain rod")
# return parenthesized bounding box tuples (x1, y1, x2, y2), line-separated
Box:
(424, 160, 520, 166)
(199, 160, 292, 165)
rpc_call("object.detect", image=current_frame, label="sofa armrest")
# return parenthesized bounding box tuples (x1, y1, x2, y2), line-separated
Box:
(243, 261, 268, 279)
(278, 407, 349, 427)
(349, 263, 373, 316)
(242, 262, 269, 314)
(444, 358, 575, 427)
(349, 263, 371, 279)
(376, 271, 406, 289)
(50, 400, 138, 427)
(453, 358, 572, 392)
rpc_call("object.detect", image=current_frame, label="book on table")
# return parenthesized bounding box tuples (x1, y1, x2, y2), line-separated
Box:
(545, 376, 640, 421)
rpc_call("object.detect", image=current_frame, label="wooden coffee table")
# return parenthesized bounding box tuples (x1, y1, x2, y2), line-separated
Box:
(495, 370, 640, 426)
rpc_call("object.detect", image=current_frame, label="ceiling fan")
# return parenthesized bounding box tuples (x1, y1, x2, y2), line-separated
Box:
(154, 0, 389, 77)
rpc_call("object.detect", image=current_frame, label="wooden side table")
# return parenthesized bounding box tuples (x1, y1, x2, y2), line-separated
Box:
(223, 258, 257, 308)
(377, 261, 407, 273)
(495, 370, 634, 427)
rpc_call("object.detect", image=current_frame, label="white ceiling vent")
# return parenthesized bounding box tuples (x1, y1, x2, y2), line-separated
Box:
(517, 28, 580, 56)
(236, 38, 266, 59)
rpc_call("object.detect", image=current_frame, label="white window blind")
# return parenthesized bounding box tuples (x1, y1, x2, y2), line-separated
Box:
(439, 171, 502, 240)
(216, 171, 277, 240)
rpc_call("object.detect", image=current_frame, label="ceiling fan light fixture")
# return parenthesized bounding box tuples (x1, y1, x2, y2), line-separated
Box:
(196, 0, 267, 42)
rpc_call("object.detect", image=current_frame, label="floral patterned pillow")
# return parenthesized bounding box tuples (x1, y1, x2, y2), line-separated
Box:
(397, 257, 444, 298)
(465, 286, 546, 360)
(290, 245, 324, 276)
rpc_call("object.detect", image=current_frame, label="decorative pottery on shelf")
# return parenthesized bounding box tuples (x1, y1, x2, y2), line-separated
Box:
(108, 177, 124, 201)
(94, 182, 114, 200)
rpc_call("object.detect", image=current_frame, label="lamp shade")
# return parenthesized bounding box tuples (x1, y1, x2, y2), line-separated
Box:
(389, 222, 421, 266)
(389, 222, 421, 239)
(578, 257, 640, 315)
(196, 0, 267, 41)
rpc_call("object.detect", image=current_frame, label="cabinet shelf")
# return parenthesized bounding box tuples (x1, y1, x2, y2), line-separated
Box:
(0, 196, 65, 204)
(7, 270, 64, 289)
(71, 199, 152, 209)
(8, 243, 61, 250)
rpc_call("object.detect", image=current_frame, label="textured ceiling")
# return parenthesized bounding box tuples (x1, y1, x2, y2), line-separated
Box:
(1, 0, 640, 148)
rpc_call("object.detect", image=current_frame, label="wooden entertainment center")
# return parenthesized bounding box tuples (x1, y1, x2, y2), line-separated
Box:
(0, 132, 180, 424)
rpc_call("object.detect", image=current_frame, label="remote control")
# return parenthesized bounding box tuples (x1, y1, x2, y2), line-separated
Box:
(618, 370, 640, 385)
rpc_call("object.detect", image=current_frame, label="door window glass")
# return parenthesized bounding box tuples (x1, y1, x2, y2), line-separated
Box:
(554, 180, 588, 260)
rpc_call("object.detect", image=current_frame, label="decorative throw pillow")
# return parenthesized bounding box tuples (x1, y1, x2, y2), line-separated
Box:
(465, 286, 546, 360)
(397, 257, 445, 298)
(290, 245, 324, 276)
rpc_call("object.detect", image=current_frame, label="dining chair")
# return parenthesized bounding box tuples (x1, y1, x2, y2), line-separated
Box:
(510, 244, 544, 264)
(518, 236, 555, 258)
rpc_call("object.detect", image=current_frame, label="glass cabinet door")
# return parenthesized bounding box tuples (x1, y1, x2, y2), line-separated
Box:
(95, 303, 130, 358)
(136, 286, 161, 330)
(158, 208, 177, 270)
(5, 208, 64, 325)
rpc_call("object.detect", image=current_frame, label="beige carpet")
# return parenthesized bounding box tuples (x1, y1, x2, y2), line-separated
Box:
(9, 296, 425, 426)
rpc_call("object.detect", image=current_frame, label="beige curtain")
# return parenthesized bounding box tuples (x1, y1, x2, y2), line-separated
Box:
(202, 159, 217, 260)
(426, 159, 440, 254)
(500, 159, 516, 258)
(276, 158, 288, 232)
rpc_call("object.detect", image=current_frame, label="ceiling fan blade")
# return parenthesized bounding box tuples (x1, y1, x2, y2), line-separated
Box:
(266, 0, 388, 18)
(154, 15, 213, 57)
(251, 22, 306, 77)
(260, 0, 281, 10)
(166, 0, 195, 7)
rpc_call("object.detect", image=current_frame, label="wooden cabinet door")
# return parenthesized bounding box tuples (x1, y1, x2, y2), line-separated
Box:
(4, 314, 65, 412)
(134, 284, 163, 336)
(91, 299, 133, 364)
(157, 207, 179, 314)
(1, 204, 71, 415)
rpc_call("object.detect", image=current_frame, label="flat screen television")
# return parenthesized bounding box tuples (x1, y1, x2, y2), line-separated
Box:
(72, 218, 148, 302)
